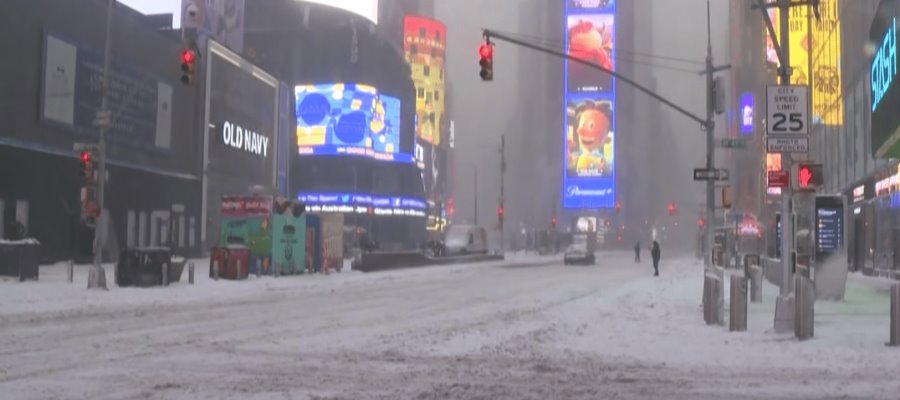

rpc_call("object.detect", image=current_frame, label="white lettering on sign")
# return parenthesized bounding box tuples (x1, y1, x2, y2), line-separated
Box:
(222, 121, 269, 157)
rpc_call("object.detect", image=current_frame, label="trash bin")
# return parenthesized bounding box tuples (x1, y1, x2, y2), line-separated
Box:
(115, 247, 173, 287)
(209, 245, 250, 280)
(0, 239, 41, 281)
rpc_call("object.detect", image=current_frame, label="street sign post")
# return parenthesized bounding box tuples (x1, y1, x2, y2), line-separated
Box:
(694, 168, 730, 181)
(719, 138, 747, 149)
(766, 85, 809, 153)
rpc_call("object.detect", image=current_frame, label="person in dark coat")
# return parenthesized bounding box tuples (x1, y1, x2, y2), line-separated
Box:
(651, 240, 661, 276)
(634, 241, 641, 263)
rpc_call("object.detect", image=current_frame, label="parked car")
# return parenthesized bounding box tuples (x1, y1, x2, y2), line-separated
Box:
(564, 233, 596, 265)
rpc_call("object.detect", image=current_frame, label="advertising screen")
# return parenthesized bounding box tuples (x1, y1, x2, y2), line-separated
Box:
(301, 0, 379, 24)
(871, 0, 900, 157)
(816, 207, 843, 252)
(567, 13, 615, 93)
(297, 192, 427, 217)
(740, 92, 754, 134)
(564, 0, 616, 210)
(767, 1, 843, 125)
(403, 15, 446, 146)
(295, 83, 411, 163)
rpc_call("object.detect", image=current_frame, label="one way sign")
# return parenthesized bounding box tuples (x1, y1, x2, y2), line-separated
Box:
(693, 168, 730, 181)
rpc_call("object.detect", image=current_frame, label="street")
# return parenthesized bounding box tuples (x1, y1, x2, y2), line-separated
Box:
(2, 253, 899, 400)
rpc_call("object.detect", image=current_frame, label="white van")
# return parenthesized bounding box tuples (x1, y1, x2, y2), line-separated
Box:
(443, 225, 488, 256)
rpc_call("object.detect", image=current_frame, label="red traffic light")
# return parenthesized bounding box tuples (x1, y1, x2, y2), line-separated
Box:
(698, 217, 705, 229)
(181, 49, 196, 65)
(667, 201, 677, 216)
(551, 217, 557, 227)
(478, 43, 493, 59)
(497, 206, 504, 216)
(79, 151, 91, 164)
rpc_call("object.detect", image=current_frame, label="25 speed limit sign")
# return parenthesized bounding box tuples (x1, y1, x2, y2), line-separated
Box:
(766, 85, 809, 135)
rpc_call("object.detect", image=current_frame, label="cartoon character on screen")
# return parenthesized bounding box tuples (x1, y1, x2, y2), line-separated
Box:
(567, 100, 613, 177)
(370, 96, 389, 152)
(568, 20, 613, 71)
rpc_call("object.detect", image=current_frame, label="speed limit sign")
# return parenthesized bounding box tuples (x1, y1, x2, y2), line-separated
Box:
(766, 85, 809, 135)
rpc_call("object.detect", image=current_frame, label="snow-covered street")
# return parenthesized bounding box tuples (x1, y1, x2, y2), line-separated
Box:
(2, 253, 900, 399)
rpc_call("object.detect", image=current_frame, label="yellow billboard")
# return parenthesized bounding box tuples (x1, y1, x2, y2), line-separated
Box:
(767, 1, 843, 125)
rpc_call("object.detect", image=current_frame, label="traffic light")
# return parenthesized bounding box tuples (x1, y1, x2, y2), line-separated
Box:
(615, 201, 622, 214)
(551, 216, 558, 229)
(797, 163, 823, 190)
(497, 205, 504, 228)
(180, 48, 197, 85)
(79, 150, 94, 184)
(478, 42, 493, 81)
(667, 201, 677, 216)
(698, 217, 705, 230)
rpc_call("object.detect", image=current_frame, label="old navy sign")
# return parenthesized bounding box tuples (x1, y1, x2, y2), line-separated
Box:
(222, 121, 269, 157)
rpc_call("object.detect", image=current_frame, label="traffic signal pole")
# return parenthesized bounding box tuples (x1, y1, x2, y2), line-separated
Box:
(88, 0, 115, 290)
(704, 1, 716, 272)
(499, 134, 506, 252)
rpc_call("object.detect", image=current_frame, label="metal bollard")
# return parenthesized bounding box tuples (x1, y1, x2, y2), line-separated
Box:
(161, 262, 169, 286)
(889, 283, 900, 346)
(749, 265, 763, 303)
(703, 276, 712, 324)
(794, 276, 815, 340)
(188, 262, 195, 285)
(704, 274, 722, 325)
(213, 260, 220, 281)
(730, 275, 748, 332)
(67, 260, 74, 284)
(237, 259, 242, 280)
(255, 258, 261, 278)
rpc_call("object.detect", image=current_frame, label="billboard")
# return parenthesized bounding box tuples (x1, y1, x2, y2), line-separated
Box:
(297, 192, 427, 217)
(41, 33, 173, 150)
(871, 0, 900, 157)
(295, 83, 410, 163)
(740, 92, 754, 134)
(766, 1, 843, 125)
(403, 15, 446, 146)
(567, 13, 615, 93)
(564, 2, 616, 209)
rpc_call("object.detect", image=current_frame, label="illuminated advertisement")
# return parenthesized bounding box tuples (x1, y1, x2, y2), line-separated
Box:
(766, 153, 782, 196)
(576, 216, 598, 232)
(740, 92, 754, 134)
(403, 15, 446, 146)
(567, 13, 615, 93)
(564, 2, 616, 209)
(767, 1, 843, 125)
(297, 192, 427, 217)
(295, 83, 412, 163)
(871, 0, 900, 157)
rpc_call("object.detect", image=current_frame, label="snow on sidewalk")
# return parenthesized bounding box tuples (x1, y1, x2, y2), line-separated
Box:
(0, 251, 558, 318)
(545, 257, 900, 374)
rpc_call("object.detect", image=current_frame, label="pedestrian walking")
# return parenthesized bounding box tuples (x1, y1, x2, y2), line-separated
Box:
(634, 241, 641, 263)
(651, 240, 661, 277)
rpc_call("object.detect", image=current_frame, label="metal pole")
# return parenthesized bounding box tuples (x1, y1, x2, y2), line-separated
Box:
(500, 135, 505, 252)
(474, 165, 479, 226)
(704, 0, 716, 271)
(88, 0, 115, 290)
(778, 0, 794, 296)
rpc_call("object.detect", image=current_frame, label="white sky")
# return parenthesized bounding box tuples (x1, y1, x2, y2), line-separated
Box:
(119, 0, 182, 27)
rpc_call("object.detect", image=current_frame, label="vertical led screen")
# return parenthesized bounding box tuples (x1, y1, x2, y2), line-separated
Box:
(564, 0, 616, 209)
(403, 15, 446, 147)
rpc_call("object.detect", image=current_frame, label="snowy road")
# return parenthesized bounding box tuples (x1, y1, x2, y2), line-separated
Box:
(2, 253, 899, 399)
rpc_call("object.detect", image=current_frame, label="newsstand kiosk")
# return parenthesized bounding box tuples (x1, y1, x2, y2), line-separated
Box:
(213, 195, 307, 278)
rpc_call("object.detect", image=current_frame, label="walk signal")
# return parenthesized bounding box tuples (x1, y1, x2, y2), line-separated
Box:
(796, 163, 823, 190)
(180, 48, 197, 85)
(479, 43, 493, 81)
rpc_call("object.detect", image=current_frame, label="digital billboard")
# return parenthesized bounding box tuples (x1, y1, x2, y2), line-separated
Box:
(297, 192, 427, 217)
(301, 0, 379, 24)
(740, 92, 754, 134)
(871, 0, 900, 158)
(295, 83, 411, 163)
(567, 13, 615, 93)
(564, 2, 616, 209)
(403, 15, 446, 146)
(766, 0, 843, 125)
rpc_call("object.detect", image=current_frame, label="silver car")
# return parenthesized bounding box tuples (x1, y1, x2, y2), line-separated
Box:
(564, 243, 595, 265)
